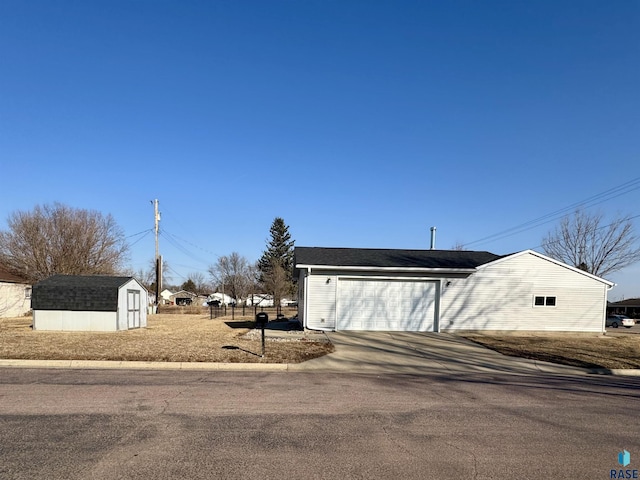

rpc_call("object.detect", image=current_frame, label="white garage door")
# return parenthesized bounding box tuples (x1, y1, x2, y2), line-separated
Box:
(336, 279, 437, 331)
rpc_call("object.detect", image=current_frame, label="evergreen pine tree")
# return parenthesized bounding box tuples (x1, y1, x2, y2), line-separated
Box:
(258, 218, 295, 306)
(181, 279, 197, 293)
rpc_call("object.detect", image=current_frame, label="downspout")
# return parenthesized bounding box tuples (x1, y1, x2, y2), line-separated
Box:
(303, 267, 311, 329)
(603, 283, 616, 334)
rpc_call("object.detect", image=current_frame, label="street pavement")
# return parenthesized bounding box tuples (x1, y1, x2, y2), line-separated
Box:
(1, 331, 640, 479)
(1, 368, 639, 480)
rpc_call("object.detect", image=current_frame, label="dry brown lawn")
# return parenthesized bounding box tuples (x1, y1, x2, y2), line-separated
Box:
(0, 314, 333, 363)
(462, 333, 640, 369)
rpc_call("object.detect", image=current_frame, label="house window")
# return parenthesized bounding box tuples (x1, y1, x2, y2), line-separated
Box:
(534, 295, 556, 307)
(24, 287, 32, 299)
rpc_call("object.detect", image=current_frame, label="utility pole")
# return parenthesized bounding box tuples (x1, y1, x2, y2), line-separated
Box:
(153, 199, 162, 307)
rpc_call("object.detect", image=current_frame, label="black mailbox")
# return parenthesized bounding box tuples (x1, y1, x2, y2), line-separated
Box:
(255, 312, 268, 327)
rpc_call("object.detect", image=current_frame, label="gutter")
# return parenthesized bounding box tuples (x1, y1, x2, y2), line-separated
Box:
(294, 264, 476, 274)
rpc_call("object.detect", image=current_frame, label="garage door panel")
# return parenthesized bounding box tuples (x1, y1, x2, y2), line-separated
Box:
(337, 279, 437, 331)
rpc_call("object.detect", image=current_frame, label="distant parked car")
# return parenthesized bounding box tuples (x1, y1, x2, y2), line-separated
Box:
(606, 314, 635, 328)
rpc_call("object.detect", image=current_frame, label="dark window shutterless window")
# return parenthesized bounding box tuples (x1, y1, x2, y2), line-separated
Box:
(534, 296, 556, 307)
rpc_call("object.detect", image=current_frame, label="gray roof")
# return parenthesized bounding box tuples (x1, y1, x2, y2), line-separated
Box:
(32, 274, 138, 312)
(294, 247, 502, 271)
(609, 298, 640, 307)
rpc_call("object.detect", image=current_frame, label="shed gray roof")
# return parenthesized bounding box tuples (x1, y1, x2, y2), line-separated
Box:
(31, 274, 138, 312)
(294, 247, 502, 271)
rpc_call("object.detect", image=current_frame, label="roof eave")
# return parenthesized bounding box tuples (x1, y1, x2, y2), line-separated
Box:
(295, 264, 476, 274)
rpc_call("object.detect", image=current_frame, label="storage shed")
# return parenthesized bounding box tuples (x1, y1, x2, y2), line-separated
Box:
(295, 247, 614, 333)
(32, 274, 148, 331)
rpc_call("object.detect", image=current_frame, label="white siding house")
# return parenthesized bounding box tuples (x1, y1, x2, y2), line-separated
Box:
(295, 247, 613, 333)
(32, 275, 148, 331)
(0, 266, 31, 318)
(206, 293, 235, 305)
(160, 289, 174, 305)
(244, 294, 275, 307)
(439, 250, 612, 332)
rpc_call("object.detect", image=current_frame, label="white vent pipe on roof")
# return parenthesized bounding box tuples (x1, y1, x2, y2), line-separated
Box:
(430, 226, 436, 250)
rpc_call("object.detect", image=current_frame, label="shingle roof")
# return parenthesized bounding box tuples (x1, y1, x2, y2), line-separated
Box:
(609, 298, 640, 307)
(0, 265, 29, 284)
(294, 247, 502, 271)
(31, 274, 136, 312)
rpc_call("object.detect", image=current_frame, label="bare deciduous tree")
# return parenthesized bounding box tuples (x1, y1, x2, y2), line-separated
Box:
(261, 258, 290, 308)
(0, 203, 129, 283)
(451, 241, 467, 251)
(208, 252, 254, 302)
(187, 272, 210, 295)
(542, 210, 640, 277)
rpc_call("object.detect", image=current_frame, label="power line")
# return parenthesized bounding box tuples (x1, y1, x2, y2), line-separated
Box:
(162, 229, 220, 258)
(159, 230, 213, 266)
(125, 228, 154, 239)
(463, 176, 640, 248)
(128, 230, 152, 248)
(165, 264, 188, 282)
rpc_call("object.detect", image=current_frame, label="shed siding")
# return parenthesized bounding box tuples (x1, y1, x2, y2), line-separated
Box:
(33, 310, 117, 331)
(439, 252, 607, 332)
(306, 274, 337, 330)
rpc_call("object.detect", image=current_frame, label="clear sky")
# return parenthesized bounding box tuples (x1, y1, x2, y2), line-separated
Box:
(1, 1, 638, 299)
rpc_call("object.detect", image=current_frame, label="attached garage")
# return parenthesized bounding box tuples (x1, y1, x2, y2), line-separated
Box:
(337, 278, 438, 331)
(295, 247, 614, 333)
(32, 274, 148, 331)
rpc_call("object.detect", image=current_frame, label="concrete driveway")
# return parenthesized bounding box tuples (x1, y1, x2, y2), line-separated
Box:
(290, 331, 590, 375)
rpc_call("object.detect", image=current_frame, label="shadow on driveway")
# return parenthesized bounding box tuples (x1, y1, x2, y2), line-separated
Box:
(290, 331, 594, 376)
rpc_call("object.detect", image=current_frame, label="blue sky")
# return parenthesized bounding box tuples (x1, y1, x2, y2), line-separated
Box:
(1, 0, 638, 298)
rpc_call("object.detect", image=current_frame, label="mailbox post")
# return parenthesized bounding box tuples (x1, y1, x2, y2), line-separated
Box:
(255, 312, 268, 358)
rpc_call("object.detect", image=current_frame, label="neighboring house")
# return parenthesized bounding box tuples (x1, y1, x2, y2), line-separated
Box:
(31, 274, 148, 331)
(160, 289, 174, 305)
(294, 247, 614, 333)
(607, 298, 640, 318)
(244, 294, 274, 307)
(206, 293, 235, 305)
(170, 290, 197, 306)
(281, 297, 297, 307)
(0, 266, 32, 318)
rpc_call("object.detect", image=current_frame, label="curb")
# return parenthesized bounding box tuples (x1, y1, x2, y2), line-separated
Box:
(0, 359, 290, 371)
(1, 358, 640, 375)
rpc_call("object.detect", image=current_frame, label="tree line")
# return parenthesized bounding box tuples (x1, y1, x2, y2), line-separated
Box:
(0, 203, 296, 305)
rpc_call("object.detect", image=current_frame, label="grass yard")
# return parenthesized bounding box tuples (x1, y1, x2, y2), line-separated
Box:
(462, 333, 640, 369)
(0, 314, 334, 363)
(4, 313, 638, 369)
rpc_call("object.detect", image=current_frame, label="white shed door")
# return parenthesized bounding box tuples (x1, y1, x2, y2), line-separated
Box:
(127, 290, 141, 329)
(337, 279, 437, 331)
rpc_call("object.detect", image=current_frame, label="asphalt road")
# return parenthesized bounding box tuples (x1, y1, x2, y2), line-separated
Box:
(1, 369, 639, 480)
(606, 323, 640, 334)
